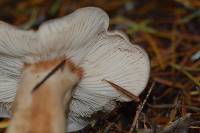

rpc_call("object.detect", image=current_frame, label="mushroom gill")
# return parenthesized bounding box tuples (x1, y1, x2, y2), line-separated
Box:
(0, 7, 150, 132)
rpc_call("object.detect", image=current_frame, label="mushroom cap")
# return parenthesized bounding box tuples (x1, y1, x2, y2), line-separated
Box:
(0, 7, 108, 64)
(67, 31, 150, 131)
(0, 7, 150, 132)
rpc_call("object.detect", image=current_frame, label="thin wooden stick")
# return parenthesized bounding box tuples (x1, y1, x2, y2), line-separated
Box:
(129, 82, 155, 133)
(32, 60, 66, 93)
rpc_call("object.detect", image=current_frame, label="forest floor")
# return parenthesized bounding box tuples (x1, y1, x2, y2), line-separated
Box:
(0, 0, 199, 133)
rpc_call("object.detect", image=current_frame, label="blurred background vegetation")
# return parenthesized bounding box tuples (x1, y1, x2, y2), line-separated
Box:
(0, 0, 199, 132)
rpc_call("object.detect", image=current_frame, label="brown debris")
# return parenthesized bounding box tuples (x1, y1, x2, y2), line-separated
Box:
(0, 0, 199, 132)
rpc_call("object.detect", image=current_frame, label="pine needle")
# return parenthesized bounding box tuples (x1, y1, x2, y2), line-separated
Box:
(103, 79, 140, 102)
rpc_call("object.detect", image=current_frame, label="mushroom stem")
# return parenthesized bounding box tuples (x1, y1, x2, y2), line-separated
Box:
(6, 59, 82, 133)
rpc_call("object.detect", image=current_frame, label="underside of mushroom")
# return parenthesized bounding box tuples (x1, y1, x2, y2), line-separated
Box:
(0, 7, 150, 132)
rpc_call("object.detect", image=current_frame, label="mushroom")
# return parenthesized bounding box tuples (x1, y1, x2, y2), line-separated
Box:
(0, 7, 150, 132)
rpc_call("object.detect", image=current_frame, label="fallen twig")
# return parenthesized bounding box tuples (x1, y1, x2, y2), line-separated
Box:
(147, 104, 200, 112)
(153, 77, 186, 90)
(129, 82, 155, 133)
